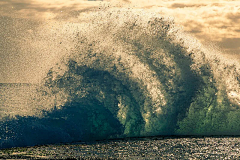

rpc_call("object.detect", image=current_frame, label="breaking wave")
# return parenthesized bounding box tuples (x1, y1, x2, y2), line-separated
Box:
(1, 8, 240, 149)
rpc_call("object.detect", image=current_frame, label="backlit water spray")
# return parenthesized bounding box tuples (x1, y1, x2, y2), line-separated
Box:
(1, 8, 240, 149)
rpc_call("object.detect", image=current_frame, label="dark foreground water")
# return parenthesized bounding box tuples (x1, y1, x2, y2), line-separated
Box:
(1, 136, 240, 159)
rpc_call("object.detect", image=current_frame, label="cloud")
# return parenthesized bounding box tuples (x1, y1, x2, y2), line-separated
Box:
(0, 0, 55, 14)
(219, 38, 240, 49)
(226, 12, 240, 23)
(159, 2, 240, 40)
(143, 1, 240, 55)
(0, 0, 102, 20)
(213, 38, 240, 55)
(182, 20, 204, 33)
(170, 3, 207, 8)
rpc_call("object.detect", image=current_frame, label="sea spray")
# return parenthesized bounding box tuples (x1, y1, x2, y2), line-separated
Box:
(1, 8, 240, 149)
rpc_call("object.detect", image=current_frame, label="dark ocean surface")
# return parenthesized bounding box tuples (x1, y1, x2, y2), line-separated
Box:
(1, 136, 240, 159)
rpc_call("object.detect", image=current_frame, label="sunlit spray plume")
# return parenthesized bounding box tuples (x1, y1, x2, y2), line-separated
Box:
(1, 8, 240, 149)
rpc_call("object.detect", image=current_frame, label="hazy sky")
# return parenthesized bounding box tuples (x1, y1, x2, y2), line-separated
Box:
(0, 0, 239, 83)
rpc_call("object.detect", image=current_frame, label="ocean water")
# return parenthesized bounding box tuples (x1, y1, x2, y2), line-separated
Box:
(1, 136, 240, 159)
(1, 8, 240, 152)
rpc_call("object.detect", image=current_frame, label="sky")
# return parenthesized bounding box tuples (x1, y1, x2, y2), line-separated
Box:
(0, 0, 239, 83)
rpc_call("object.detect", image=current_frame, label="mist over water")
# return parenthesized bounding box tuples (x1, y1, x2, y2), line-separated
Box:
(1, 8, 240, 149)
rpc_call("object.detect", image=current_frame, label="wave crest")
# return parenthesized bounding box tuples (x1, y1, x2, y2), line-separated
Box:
(1, 8, 240, 148)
